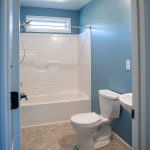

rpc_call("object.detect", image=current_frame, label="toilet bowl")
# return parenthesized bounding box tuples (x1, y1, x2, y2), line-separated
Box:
(71, 113, 111, 150)
(70, 89, 120, 150)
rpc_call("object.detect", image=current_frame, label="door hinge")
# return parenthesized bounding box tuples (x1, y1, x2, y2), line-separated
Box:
(11, 91, 19, 109)
(132, 109, 135, 119)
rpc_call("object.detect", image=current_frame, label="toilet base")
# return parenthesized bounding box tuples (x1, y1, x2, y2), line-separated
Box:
(76, 136, 95, 150)
(94, 125, 112, 149)
(75, 137, 110, 150)
(94, 139, 110, 149)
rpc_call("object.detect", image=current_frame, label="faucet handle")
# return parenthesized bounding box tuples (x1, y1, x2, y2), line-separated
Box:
(25, 95, 28, 100)
(20, 92, 28, 100)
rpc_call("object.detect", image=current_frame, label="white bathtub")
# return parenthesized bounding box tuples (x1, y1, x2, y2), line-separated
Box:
(21, 92, 91, 127)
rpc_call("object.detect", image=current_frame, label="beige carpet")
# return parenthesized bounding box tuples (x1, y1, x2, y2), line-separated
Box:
(22, 122, 130, 150)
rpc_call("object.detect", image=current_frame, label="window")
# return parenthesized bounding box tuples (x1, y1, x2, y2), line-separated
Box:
(26, 15, 71, 33)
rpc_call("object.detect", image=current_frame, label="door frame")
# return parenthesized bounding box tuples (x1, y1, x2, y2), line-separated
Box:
(0, 0, 21, 150)
(131, 0, 140, 149)
(132, 0, 150, 149)
(0, 0, 13, 149)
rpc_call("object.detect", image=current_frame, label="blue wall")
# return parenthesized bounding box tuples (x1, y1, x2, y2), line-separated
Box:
(20, 6, 79, 34)
(80, 0, 132, 145)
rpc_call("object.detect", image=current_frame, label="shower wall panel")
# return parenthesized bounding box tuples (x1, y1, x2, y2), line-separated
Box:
(20, 33, 79, 96)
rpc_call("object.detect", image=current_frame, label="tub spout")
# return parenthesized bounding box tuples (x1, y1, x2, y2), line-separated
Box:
(20, 92, 28, 100)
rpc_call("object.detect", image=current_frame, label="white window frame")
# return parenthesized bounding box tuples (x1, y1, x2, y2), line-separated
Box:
(26, 15, 71, 33)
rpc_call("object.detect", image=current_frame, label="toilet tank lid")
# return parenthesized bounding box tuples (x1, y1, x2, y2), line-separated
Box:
(99, 89, 120, 100)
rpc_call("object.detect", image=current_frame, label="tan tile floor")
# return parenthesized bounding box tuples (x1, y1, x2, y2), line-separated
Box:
(22, 122, 130, 150)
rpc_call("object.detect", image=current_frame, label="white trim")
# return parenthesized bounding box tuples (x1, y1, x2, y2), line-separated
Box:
(138, 0, 150, 149)
(132, 0, 150, 149)
(21, 120, 70, 129)
(0, 0, 13, 149)
(0, 0, 21, 150)
(131, 0, 140, 150)
(112, 132, 132, 150)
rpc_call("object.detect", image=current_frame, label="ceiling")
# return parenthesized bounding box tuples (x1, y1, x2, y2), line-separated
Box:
(20, 0, 90, 10)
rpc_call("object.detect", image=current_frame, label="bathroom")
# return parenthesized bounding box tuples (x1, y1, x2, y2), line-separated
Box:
(19, 0, 132, 150)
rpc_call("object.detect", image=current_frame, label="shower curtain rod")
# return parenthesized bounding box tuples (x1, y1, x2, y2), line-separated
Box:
(20, 21, 92, 29)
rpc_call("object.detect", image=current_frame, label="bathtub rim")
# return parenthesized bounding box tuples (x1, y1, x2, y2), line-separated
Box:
(21, 97, 90, 106)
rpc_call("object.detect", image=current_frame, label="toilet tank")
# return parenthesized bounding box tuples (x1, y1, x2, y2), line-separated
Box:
(99, 89, 120, 119)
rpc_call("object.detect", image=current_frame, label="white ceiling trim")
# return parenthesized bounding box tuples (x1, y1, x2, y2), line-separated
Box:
(20, 0, 90, 10)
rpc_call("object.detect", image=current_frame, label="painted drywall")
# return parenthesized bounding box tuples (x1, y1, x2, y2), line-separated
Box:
(80, 0, 132, 145)
(20, 6, 79, 34)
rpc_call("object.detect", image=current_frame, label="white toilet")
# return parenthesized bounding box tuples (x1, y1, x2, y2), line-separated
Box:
(70, 89, 120, 150)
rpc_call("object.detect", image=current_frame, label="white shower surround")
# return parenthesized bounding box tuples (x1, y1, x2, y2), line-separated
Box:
(20, 31, 91, 127)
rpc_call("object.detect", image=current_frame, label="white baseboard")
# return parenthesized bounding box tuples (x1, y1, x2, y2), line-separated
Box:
(21, 120, 70, 129)
(112, 132, 132, 150)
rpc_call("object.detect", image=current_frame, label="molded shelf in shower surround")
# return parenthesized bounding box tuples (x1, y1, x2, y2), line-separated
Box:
(37, 61, 60, 70)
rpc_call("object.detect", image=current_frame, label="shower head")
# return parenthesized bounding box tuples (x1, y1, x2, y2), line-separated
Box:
(20, 20, 32, 29)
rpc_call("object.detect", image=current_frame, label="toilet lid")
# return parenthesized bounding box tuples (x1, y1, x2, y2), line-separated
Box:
(71, 112, 100, 125)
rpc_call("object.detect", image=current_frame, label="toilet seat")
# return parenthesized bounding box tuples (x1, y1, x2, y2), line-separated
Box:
(71, 112, 110, 127)
(71, 112, 100, 126)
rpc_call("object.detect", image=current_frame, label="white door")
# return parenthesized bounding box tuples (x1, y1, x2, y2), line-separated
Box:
(0, 0, 21, 150)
